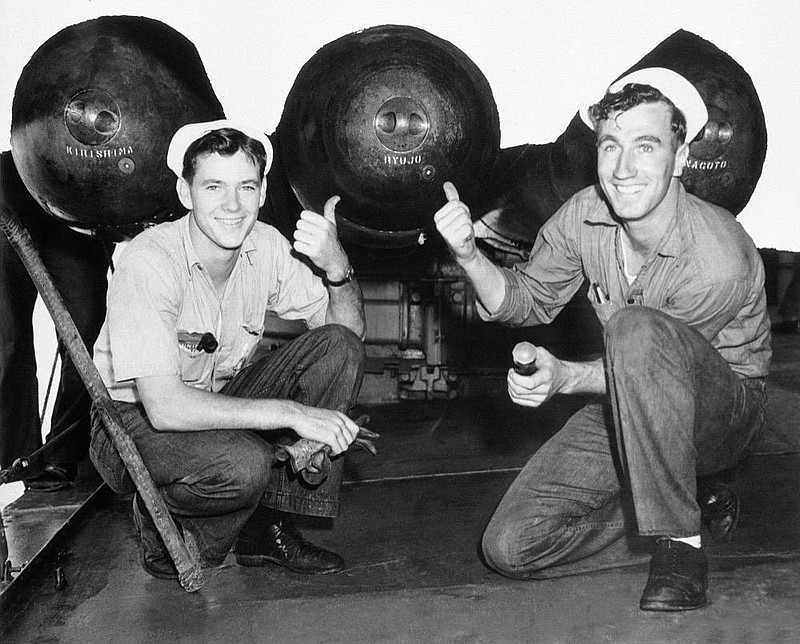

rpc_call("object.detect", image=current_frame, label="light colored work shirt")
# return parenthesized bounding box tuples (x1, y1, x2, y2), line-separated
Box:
(481, 184, 772, 379)
(94, 215, 328, 403)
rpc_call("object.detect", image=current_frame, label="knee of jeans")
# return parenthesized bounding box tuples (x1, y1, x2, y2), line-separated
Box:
(89, 427, 135, 495)
(176, 437, 272, 508)
(605, 307, 672, 362)
(217, 443, 273, 505)
(482, 516, 555, 578)
(310, 324, 366, 388)
(320, 324, 366, 366)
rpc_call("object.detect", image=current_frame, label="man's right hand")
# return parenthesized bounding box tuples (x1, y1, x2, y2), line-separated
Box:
(507, 344, 561, 408)
(137, 374, 365, 448)
(434, 182, 478, 264)
(289, 404, 360, 455)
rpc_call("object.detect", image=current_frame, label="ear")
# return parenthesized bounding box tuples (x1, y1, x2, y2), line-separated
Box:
(258, 177, 267, 208)
(672, 142, 690, 178)
(177, 177, 193, 210)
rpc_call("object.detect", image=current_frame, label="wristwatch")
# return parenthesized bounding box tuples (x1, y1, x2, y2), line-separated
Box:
(326, 265, 354, 287)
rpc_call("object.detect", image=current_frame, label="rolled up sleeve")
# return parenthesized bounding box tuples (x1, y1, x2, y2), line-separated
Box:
(479, 206, 585, 327)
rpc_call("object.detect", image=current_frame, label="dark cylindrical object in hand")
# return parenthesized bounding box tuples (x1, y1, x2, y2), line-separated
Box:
(197, 332, 218, 354)
(512, 341, 537, 376)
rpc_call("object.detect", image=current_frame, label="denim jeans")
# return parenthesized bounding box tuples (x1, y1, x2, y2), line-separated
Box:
(90, 324, 365, 565)
(482, 307, 768, 579)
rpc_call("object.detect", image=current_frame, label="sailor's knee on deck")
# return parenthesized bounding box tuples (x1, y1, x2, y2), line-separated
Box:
(482, 515, 564, 578)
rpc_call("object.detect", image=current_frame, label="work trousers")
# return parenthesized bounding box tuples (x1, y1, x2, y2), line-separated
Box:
(482, 306, 768, 579)
(0, 150, 111, 469)
(90, 324, 365, 565)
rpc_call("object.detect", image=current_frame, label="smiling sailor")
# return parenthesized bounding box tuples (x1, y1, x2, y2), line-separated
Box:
(433, 67, 771, 612)
(90, 120, 367, 581)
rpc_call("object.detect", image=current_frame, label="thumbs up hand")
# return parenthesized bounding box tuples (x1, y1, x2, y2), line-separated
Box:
(434, 182, 478, 263)
(293, 195, 350, 280)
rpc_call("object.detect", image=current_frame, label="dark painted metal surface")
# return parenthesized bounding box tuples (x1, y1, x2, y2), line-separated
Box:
(1, 452, 799, 641)
(10, 16, 225, 240)
(276, 24, 500, 248)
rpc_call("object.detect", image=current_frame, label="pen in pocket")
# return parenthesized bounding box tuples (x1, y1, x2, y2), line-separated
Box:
(592, 283, 608, 303)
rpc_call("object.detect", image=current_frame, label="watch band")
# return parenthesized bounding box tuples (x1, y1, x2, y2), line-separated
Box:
(326, 265, 354, 287)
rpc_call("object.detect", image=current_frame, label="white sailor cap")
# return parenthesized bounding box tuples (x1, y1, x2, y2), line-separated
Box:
(166, 119, 273, 177)
(580, 67, 708, 141)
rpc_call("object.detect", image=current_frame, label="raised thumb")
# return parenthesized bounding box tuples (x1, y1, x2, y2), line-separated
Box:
(323, 195, 341, 223)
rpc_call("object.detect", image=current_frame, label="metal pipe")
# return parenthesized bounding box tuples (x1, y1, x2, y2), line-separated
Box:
(0, 202, 203, 592)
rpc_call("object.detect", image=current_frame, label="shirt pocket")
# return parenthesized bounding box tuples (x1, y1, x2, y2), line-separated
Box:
(586, 283, 619, 327)
(225, 316, 266, 375)
(178, 345, 213, 388)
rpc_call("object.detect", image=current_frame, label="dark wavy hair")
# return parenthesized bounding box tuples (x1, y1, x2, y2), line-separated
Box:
(588, 84, 688, 147)
(182, 128, 267, 182)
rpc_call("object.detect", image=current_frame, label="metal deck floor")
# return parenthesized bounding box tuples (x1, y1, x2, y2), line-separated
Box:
(2, 335, 800, 643)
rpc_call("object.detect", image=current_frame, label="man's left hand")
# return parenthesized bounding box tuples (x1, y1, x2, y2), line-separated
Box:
(292, 195, 350, 280)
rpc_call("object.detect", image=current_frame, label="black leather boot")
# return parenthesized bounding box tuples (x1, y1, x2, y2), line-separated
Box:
(640, 538, 708, 611)
(24, 462, 76, 492)
(234, 510, 344, 574)
(697, 477, 740, 543)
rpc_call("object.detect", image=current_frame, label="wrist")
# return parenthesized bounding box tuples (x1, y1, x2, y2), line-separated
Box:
(455, 250, 483, 272)
(325, 265, 354, 287)
(560, 359, 606, 396)
(281, 400, 303, 426)
(555, 359, 572, 395)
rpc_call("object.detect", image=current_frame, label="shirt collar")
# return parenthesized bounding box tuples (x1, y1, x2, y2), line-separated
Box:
(179, 214, 201, 275)
(583, 182, 689, 259)
(178, 213, 258, 276)
(652, 184, 689, 259)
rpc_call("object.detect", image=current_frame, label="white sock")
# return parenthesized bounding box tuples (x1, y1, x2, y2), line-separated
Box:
(669, 535, 702, 548)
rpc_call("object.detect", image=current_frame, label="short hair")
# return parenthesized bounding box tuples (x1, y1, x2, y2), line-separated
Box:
(588, 84, 688, 146)
(181, 128, 267, 183)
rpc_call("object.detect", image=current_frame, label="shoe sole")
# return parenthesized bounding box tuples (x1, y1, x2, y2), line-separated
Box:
(234, 552, 344, 574)
(25, 480, 72, 492)
(640, 598, 709, 612)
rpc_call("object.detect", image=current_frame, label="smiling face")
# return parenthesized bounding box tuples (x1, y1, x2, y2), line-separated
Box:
(596, 101, 689, 224)
(178, 150, 267, 258)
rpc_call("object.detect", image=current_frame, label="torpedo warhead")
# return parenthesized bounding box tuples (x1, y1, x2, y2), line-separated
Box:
(482, 30, 768, 249)
(274, 24, 501, 248)
(10, 15, 225, 240)
(616, 29, 767, 216)
(544, 29, 767, 219)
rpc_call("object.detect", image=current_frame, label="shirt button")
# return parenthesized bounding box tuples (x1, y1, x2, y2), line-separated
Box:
(627, 298, 635, 304)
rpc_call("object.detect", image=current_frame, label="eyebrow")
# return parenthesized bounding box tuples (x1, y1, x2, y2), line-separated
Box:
(198, 177, 260, 186)
(597, 133, 663, 145)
